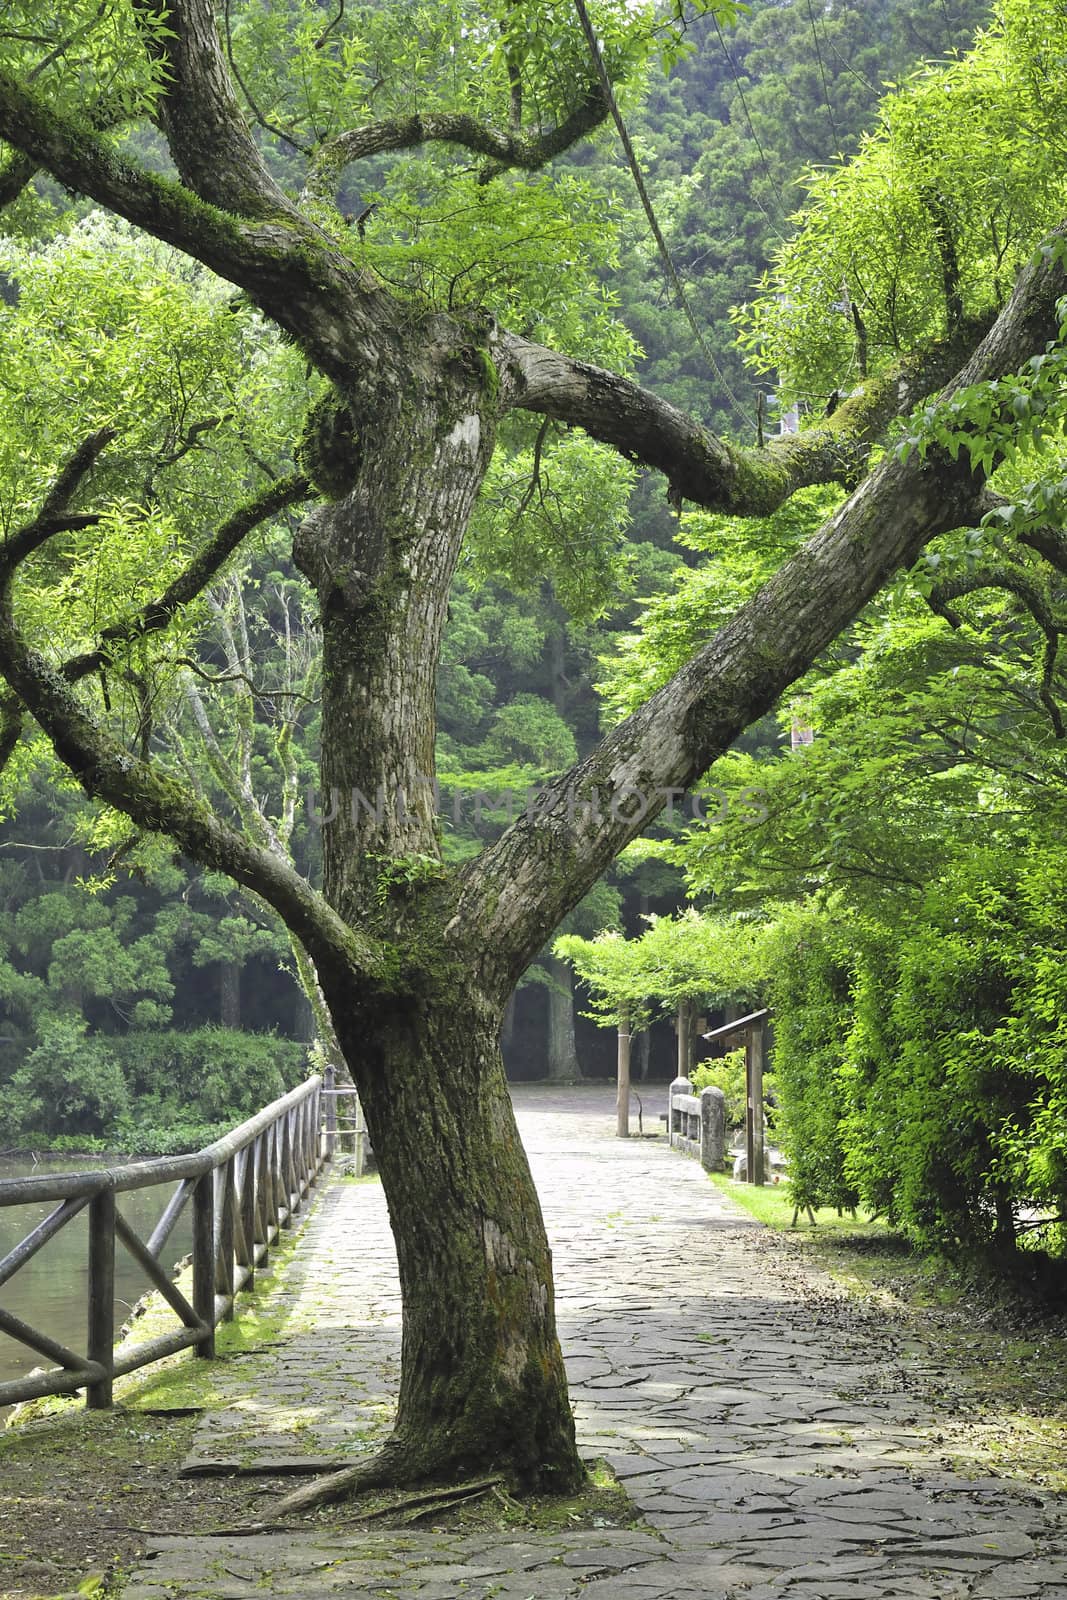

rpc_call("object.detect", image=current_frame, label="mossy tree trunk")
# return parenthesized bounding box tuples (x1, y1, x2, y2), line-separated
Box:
(327, 988, 582, 1490)
(292, 331, 584, 1491)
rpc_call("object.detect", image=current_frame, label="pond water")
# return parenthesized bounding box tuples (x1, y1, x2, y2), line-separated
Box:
(0, 1155, 193, 1398)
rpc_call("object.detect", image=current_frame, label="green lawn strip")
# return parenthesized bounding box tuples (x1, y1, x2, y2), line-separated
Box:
(708, 1171, 890, 1237)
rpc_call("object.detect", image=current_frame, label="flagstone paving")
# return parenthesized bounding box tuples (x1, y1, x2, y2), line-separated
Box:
(123, 1083, 1067, 1599)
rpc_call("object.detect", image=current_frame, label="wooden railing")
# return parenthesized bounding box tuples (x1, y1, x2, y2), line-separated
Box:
(0, 1075, 327, 1410)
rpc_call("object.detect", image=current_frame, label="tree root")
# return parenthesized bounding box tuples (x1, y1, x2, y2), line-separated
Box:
(272, 1450, 403, 1518)
(359, 1476, 503, 1525)
(270, 1418, 509, 1522)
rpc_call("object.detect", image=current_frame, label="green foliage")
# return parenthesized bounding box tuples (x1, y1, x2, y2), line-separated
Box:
(736, 0, 1067, 406)
(689, 1045, 747, 1126)
(113, 1026, 306, 1124)
(0, 1017, 128, 1141)
(469, 431, 638, 622)
(556, 909, 767, 1030)
(599, 486, 842, 718)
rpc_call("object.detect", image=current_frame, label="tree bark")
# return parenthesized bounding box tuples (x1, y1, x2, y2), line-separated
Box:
(545, 955, 582, 1083)
(219, 960, 241, 1029)
(325, 980, 582, 1492)
(290, 336, 583, 1493)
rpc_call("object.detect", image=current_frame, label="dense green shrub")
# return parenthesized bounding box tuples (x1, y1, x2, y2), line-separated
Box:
(0, 1017, 129, 1141)
(112, 1027, 307, 1121)
(0, 1025, 308, 1153)
(689, 1046, 748, 1128)
(762, 908, 860, 1218)
(763, 846, 1067, 1263)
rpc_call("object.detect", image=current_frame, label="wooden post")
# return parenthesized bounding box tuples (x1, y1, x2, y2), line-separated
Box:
(192, 1171, 216, 1358)
(324, 1064, 338, 1157)
(676, 998, 689, 1080)
(616, 1007, 631, 1138)
(215, 1159, 236, 1320)
(86, 1190, 115, 1409)
(745, 1021, 766, 1186)
(351, 1091, 367, 1177)
(238, 1145, 256, 1287)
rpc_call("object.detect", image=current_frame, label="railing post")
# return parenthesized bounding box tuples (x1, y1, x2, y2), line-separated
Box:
(700, 1085, 727, 1172)
(215, 1159, 236, 1319)
(324, 1064, 337, 1158)
(350, 1091, 367, 1177)
(746, 1022, 766, 1186)
(269, 1125, 284, 1236)
(86, 1190, 115, 1409)
(280, 1110, 296, 1222)
(192, 1171, 216, 1358)
(255, 1132, 272, 1263)
(308, 1081, 321, 1184)
(237, 1145, 256, 1287)
(667, 1076, 688, 1148)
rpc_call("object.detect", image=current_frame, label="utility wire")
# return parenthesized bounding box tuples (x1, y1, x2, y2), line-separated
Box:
(710, 13, 790, 233)
(571, 0, 756, 435)
(804, 0, 842, 156)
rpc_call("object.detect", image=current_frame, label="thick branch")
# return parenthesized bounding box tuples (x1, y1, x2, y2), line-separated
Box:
(0, 607, 378, 986)
(456, 229, 1067, 994)
(493, 318, 988, 517)
(62, 473, 310, 683)
(0, 148, 35, 211)
(0, 453, 371, 982)
(0, 73, 389, 382)
(1019, 525, 1067, 576)
(304, 83, 609, 203)
(137, 0, 290, 218)
(928, 568, 1065, 737)
(0, 429, 114, 575)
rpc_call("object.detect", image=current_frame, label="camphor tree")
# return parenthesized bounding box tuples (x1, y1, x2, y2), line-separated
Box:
(3, 0, 1067, 1507)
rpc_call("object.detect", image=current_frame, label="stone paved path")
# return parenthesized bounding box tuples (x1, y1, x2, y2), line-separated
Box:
(125, 1084, 1067, 1599)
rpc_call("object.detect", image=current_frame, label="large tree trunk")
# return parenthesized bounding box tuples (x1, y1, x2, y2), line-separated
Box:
(327, 990, 582, 1491)
(219, 959, 241, 1028)
(545, 954, 582, 1082)
(286, 335, 584, 1498)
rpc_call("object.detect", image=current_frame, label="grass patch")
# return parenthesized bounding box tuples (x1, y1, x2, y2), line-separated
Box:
(709, 1171, 890, 1238)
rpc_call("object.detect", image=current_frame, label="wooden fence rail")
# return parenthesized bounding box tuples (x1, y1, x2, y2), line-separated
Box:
(0, 1075, 327, 1410)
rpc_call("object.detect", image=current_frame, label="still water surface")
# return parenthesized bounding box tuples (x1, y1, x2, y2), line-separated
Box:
(0, 1155, 194, 1394)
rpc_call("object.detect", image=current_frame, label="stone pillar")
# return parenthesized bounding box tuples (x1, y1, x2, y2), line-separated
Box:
(699, 1085, 726, 1173)
(667, 1076, 689, 1148)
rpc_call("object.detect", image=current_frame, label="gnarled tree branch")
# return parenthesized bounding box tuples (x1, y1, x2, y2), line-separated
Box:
(493, 317, 990, 518)
(455, 227, 1067, 995)
(0, 448, 368, 981)
(303, 82, 609, 204)
(928, 567, 1065, 738)
(0, 72, 392, 383)
(136, 0, 291, 218)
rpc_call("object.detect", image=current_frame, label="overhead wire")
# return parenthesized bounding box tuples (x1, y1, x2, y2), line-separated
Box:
(709, 12, 790, 235)
(571, 0, 757, 435)
(804, 0, 842, 156)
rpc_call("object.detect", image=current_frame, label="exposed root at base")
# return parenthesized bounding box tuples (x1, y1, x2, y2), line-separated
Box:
(273, 1447, 406, 1517)
(270, 1431, 587, 1520)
